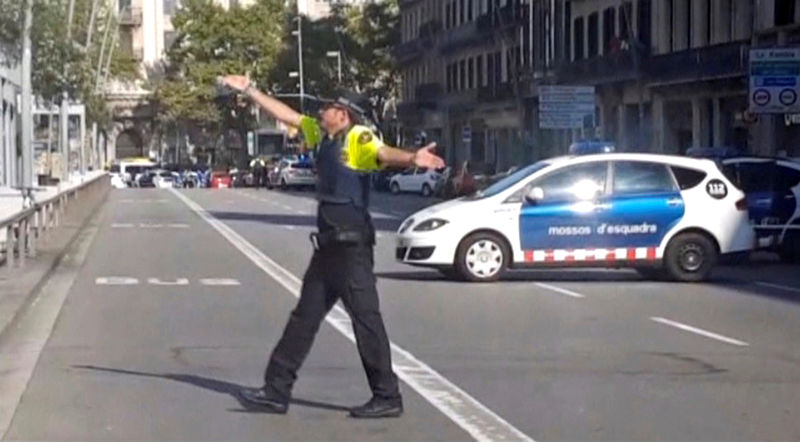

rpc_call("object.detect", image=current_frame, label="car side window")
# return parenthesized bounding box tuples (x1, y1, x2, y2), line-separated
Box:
(530, 162, 607, 203)
(736, 162, 776, 192)
(670, 166, 707, 190)
(612, 161, 677, 195)
(775, 165, 800, 192)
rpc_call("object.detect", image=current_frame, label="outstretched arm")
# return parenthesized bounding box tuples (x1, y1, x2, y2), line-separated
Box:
(220, 75, 303, 128)
(378, 143, 445, 170)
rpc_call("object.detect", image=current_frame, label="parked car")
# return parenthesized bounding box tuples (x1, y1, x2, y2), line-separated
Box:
(688, 148, 800, 262)
(389, 167, 443, 196)
(134, 170, 156, 188)
(153, 170, 177, 188)
(209, 171, 233, 188)
(371, 169, 395, 192)
(269, 158, 316, 189)
(396, 152, 754, 282)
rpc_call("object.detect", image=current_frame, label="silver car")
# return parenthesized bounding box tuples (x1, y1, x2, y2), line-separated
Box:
(270, 158, 316, 189)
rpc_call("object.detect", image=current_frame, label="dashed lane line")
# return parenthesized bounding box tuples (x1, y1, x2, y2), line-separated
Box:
(170, 188, 534, 442)
(650, 316, 750, 347)
(534, 282, 586, 299)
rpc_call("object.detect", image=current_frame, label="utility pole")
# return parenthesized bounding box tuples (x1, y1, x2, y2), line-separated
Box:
(21, 0, 34, 204)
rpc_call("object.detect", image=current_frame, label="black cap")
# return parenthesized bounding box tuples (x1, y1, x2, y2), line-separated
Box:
(318, 90, 371, 121)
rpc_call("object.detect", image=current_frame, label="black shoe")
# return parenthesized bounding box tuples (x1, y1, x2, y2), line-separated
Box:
(349, 397, 403, 419)
(239, 387, 289, 414)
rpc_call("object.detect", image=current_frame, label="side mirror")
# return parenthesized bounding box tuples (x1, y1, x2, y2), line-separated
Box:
(525, 186, 544, 203)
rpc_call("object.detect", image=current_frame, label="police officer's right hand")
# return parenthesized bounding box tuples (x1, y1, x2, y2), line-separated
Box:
(219, 75, 250, 93)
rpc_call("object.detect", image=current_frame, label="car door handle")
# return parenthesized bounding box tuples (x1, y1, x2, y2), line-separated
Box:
(593, 203, 611, 211)
(666, 198, 684, 207)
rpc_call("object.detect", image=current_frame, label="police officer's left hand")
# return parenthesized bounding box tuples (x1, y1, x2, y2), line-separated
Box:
(413, 143, 445, 170)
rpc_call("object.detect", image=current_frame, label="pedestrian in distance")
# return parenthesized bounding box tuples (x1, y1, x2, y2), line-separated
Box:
(219, 74, 445, 418)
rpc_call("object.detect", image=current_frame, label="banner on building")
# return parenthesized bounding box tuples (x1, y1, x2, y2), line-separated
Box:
(749, 48, 800, 114)
(538, 86, 596, 129)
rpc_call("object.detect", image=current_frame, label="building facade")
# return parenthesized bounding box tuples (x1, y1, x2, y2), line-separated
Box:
(396, 0, 800, 170)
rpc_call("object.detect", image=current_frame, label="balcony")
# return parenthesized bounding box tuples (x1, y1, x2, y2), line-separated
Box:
(477, 83, 515, 102)
(439, 21, 481, 55)
(393, 38, 429, 63)
(415, 82, 443, 110)
(418, 20, 442, 38)
(119, 6, 142, 26)
(645, 41, 748, 85)
(554, 50, 641, 85)
(476, 5, 527, 34)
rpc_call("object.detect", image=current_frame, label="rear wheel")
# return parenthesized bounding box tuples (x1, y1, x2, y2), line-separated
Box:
(664, 233, 718, 282)
(455, 232, 509, 282)
(421, 183, 432, 197)
(778, 232, 800, 263)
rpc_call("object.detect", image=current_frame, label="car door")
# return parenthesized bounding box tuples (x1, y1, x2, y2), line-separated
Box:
(399, 168, 416, 191)
(727, 159, 778, 234)
(774, 162, 800, 237)
(519, 161, 608, 253)
(598, 161, 685, 251)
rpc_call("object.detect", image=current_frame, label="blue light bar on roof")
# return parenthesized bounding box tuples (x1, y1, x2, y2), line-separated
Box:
(568, 141, 616, 155)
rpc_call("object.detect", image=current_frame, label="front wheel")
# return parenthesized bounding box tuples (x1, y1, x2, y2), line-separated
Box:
(455, 232, 509, 282)
(664, 233, 718, 282)
(779, 232, 800, 263)
(390, 182, 400, 194)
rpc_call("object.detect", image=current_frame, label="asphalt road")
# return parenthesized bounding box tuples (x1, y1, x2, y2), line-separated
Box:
(2, 186, 799, 441)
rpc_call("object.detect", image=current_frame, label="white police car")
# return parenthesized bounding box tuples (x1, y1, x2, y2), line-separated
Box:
(395, 153, 755, 282)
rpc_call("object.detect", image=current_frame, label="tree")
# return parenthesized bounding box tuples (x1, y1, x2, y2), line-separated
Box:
(0, 0, 137, 127)
(261, 0, 400, 131)
(152, 0, 285, 167)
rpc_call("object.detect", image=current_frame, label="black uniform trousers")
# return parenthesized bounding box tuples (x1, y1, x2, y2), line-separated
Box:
(262, 203, 400, 402)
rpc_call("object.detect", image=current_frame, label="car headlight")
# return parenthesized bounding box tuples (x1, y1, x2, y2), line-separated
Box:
(413, 218, 449, 232)
(399, 218, 415, 234)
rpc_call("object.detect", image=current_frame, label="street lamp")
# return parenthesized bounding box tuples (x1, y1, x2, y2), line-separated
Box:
(326, 51, 342, 84)
(291, 16, 304, 112)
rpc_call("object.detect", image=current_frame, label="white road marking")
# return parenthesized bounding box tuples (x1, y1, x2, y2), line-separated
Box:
(170, 188, 534, 442)
(281, 204, 292, 210)
(755, 281, 800, 293)
(650, 317, 749, 347)
(119, 199, 167, 203)
(147, 278, 189, 286)
(138, 223, 164, 228)
(167, 223, 190, 229)
(199, 278, 241, 286)
(96, 277, 139, 285)
(534, 282, 585, 299)
(111, 223, 134, 228)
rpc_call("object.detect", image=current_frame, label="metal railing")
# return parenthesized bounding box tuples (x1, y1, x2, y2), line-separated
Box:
(0, 174, 108, 271)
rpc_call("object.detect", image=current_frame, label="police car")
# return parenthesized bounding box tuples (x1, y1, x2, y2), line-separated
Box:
(718, 156, 800, 262)
(395, 151, 755, 282)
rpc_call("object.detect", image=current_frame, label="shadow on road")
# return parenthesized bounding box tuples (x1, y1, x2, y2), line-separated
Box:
(72, 365, 351, 413)
(207, 211, 401, 232)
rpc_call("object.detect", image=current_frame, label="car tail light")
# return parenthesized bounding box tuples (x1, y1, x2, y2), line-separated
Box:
(735, 198, 747, 211)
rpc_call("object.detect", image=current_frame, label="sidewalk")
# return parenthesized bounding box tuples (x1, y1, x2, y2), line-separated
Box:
(0, 171, 109, 340)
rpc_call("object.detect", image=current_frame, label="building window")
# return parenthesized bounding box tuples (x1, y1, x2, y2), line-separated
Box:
(685, 0, 692, 49)
(574, 16, 584, 60)
(459, 59, 466, 90)
(620, 2, 632, 42)
(487, 53, 494, 86)
(460, 0, 466, 24)
(164, 0, 176, 15)
(468, 58, 475, 89)
(603, 7, 616, 54)
(477, 54, 484, 87)
(587, 12, 599, 57)
(565, 1, 572, 60)
(446, 3, 452, 28)
(637, 0, 652, 50)
(468, 0, 474, 21)
(775, 0, 796, 26)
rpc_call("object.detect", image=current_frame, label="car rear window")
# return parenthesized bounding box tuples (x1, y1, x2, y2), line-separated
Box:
(670, 166, 707, 190)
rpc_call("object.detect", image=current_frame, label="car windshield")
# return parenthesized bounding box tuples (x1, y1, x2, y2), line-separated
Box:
(467, 161, 551, 199)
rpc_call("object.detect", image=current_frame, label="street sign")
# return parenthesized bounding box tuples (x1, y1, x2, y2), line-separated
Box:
(538, 86, 596, 129)
(462, 126, 472, 144)
(749, 48, 800, 114)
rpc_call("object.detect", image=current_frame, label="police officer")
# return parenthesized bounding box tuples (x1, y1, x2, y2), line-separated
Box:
(220, 75, 444, 418)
